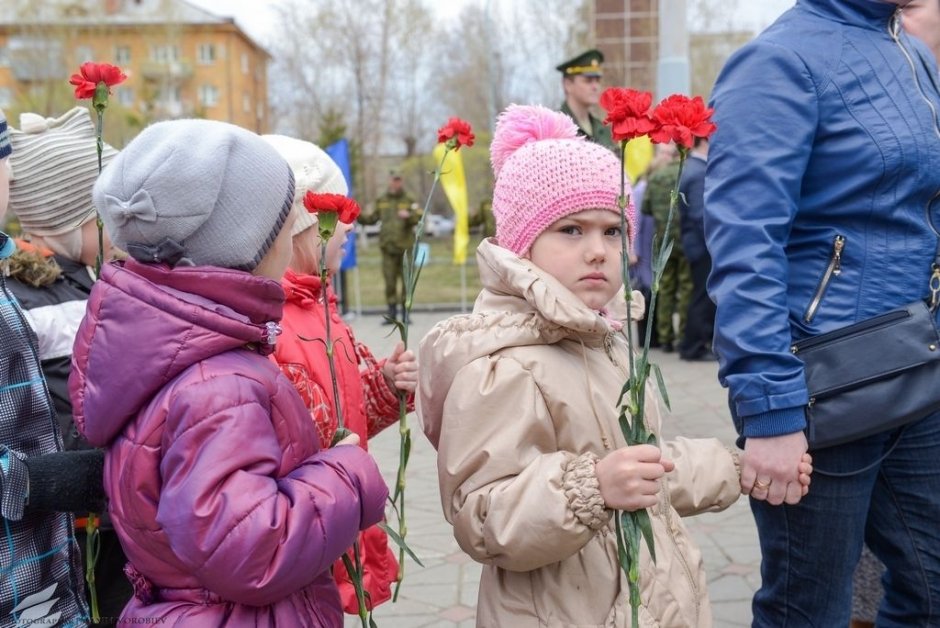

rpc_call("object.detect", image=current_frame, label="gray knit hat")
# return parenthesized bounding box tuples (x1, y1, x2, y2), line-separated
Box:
(9, 107, 117, 236)
(94, 119, 294, 271)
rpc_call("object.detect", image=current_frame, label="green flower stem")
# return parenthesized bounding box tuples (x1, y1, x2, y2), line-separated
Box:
(320, 242, 345, 432)
(84, 515, 100, 623)
(84, 92, 107, 623)
(391, 148, 450, 600)
(94, 107, 104, 278)
(319, 237, 367, 626)
(341, 549, 369, 628)
(614, 139, 688, 627)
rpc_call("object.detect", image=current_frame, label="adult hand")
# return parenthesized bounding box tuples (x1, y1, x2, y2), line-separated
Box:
(382, 341, 418, 393)
(595, 444, 675, 511)
(740, 431, 808, 506)
(397, 209, 410, 219)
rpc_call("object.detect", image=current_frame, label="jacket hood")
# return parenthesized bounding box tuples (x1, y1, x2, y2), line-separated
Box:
(418, 239, 640, 448)
(70, 259, 285, 446)
(800, 0, 898, 27)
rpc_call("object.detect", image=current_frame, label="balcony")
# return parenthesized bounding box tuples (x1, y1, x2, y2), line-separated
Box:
(140, 60, 193, 81)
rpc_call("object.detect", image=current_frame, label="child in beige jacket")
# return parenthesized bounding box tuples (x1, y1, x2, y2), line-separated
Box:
(417, 105, 811, 627)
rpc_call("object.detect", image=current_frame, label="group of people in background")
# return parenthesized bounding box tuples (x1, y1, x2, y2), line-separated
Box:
(0, 0, 938, 626)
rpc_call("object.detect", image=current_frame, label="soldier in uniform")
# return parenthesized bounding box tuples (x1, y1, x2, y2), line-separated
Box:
(641, 145, 692, 352)
(469, 198, 496, 239)
(556, 48, 617, 153)
(359, 170, 421, 323)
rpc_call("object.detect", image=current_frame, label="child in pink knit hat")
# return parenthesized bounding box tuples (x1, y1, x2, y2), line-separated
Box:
(417, 104, 811, 626)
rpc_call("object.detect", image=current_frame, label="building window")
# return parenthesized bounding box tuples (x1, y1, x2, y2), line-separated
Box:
(242, 92, 250, 113)
(150, 44, 180, 63)
(257, 102, 264, 120)
(0, 46, 9, 67)
(160, 85, 181, 104)
(197, 43, 215, 65)
(75, 45, 94, 64)
(200, 85, 220, 107)
(241, 52, 249, 74)
(114, 45, 131, 65)
(117, 86, 134, 107)
(0, 88, 11, 108)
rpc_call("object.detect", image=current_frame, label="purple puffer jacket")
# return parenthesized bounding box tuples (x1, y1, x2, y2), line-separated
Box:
(69, 259, 388, 627)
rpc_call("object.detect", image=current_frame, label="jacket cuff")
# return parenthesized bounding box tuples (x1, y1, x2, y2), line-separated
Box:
(563, 452, 611, 531)
(25, 449, 106, 514)
(741, 406, 806, 438)
(727, 447, 742, 483)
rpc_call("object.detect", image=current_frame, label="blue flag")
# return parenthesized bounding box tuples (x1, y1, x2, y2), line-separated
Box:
(325, 139, 353, 196)
(325, 139, 357, 270)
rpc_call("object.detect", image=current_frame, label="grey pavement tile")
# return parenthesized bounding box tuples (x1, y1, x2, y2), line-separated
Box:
(710, 600, 753, 627)
(459, 580, 480, 608)
(345, 613, 440, 628)
(708, 574, 758, 602)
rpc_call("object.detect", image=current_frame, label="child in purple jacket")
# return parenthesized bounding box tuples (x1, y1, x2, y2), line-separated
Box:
(68, 119, 387, 626)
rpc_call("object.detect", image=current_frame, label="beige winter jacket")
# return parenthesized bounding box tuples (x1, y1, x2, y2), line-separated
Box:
(418, 239, 741, 628)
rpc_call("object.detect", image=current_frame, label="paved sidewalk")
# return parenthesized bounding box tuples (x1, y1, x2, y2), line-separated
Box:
(345, 311, 759, 627)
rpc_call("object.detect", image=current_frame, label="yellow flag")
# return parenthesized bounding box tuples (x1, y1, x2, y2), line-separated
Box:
(624, 135, 653, 184)
(433, 143, 470, 264)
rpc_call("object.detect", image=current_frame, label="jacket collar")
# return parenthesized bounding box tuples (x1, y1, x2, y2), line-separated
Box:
(476, 238, 612, 344)
(799, 0, 899, 29)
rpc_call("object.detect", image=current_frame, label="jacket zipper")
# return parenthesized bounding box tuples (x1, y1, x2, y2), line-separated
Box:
(803, 235, 845, 323)
(890, 13, 940, 242)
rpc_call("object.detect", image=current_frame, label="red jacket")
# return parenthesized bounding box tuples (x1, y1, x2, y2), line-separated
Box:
(272, 268, 412, 613)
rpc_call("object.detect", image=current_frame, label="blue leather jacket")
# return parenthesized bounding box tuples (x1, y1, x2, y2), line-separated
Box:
(704, 0, 940, 439)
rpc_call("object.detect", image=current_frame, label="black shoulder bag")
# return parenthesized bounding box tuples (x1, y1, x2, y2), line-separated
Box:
(792, 236, 940, 450)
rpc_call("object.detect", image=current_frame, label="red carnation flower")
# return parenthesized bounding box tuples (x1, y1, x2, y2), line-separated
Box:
(303, 192, 361, 223)
(69, 62, 127, 100)
(649, 94, 717, 149)
(437, 117, 475, 151)
(600, 87, 658, 142)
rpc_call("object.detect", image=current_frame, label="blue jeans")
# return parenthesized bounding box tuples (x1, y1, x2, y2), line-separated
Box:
(750, 411, 940, 627)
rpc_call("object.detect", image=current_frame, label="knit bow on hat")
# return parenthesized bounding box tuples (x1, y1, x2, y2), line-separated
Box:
(104, 189, 158, 226)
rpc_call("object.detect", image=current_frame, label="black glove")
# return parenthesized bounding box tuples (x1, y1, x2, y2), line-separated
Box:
(24, 449, 106, 513)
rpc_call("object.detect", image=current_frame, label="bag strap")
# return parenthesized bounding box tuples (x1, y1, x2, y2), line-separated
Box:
(813, 426, 905, 477)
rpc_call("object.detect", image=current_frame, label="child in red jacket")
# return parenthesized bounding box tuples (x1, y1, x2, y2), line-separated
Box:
(263, 134, 417, 613)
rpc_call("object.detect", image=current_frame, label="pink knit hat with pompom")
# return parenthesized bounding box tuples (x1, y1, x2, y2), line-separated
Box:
(490, 104, 633, 256)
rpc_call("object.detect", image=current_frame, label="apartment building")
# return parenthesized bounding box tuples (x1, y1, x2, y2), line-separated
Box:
(0, 0, 269, 134)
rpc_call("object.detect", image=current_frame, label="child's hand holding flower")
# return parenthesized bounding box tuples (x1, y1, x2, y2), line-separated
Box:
(382, 341, 418, 393)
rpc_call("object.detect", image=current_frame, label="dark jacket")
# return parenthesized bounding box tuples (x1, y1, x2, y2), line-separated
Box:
(705, 0, 940, 438)
(679, 154, 707, 263)
(7, 255, 94, 451)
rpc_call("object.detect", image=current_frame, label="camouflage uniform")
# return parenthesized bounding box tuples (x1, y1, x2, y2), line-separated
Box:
(642, 160, 692, 348)
(359, 189, 421, 316)
(470, 199, 496, 238)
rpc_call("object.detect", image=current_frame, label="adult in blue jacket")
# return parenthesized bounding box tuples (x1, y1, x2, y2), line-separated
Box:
(705, 0, 940, 625)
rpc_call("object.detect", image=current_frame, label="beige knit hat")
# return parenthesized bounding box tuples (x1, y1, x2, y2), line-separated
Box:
(261, 134, 348, 236)
(9, 107, 117, 236)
